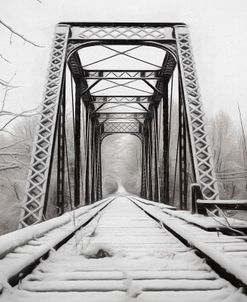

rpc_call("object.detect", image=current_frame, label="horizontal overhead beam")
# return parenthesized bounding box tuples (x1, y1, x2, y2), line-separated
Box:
(95, 111, 149, 115)
(91, 96, 154, 105)
(93, 101, 151, 104)
(93, 95, 152, 99)
(84, 70, 162, 80)
(96, 112, 149, 118)
(103, 121, 141, 133)
(69, 25, 177, 41)
(99, 117, 145, 121)
(60, 22, 186, 27)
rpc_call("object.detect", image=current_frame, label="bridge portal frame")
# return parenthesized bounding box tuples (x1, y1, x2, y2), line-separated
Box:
(19, 22, 219, 227)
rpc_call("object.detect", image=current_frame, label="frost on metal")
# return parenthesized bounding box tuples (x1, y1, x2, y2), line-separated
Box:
(19, 25, 70, 228)
(71, 25, 174, 40)
(175, 26, 219, 200)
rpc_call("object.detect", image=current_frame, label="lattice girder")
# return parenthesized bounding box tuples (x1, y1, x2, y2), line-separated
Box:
(175, 26, 219, 200)
(104, 121, 141, 133)
(70, 25, 175, 40)
(93, 96, 153, 105)
(85, 71, 161, 80)
(101, 132, 143, 142)
(98, 113, 148, 120)
(19, 25, 70, 227)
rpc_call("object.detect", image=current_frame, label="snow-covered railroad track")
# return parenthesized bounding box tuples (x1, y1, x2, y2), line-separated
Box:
(1, 196, 247, 302)
(130, 196, 247, 291)
(0, 197, 114, 290)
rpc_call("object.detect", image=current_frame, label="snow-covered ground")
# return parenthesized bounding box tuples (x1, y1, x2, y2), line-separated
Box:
(1, 196, 247, 302)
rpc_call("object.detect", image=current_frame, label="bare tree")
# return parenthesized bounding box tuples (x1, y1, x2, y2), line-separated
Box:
(0, 1, 44, 234)
(0, 1, 42, 87)
(210, 111, 239, 172)
(0, 74, 39, 172)
(209, 110, 247, 199)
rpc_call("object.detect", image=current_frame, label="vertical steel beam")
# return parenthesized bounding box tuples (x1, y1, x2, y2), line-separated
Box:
(175, 25, 219, 200)
(142, 127, 149, 198)
(85, 111, 90, 204)
(81, 104, 87, 203)
(85, 110, 92, 204)
(153, 107, 160, 202)
(19, 25, 70, 227)
(163, 88, 170, 203)
(90, 119, 97, 202)
(96, 129, 103, 200)
(178, 81, 188, 209)
(57, 80, 66, 215)
(92, 123, 97, 201)
(74, 81, 82, 207)
(141, 137, 147, 198)
(156, 104, 164, 202)
(150, 119, 154, 200)
(94, 124, 98, 201)
(147, 121, 153, 200)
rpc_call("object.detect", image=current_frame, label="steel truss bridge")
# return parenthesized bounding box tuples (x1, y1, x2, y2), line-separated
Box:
(1, 23, 247, 301)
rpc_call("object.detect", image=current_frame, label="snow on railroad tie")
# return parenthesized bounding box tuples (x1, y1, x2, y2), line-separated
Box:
(1, 196, 247, 302)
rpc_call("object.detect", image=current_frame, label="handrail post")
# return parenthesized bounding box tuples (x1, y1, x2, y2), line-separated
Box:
(191, 183, 202, 214)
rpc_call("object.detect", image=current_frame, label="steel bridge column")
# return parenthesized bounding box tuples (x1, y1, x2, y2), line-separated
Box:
(85, 110, 92, 204)
(145, 130, 151, 199)
(153, 107, 160, 202)
(94, 123, 99, 201)
(175, 26, 219, 200)
(56, 79, 66, 215)
(19, 25, 70, 227)
(156, 104, 164, 203)
(178, 81, 188, 210)
(94, 126, 100, 200)
(90, 119, 97, 203)
(140, 139, 144, 198)
(144, 126, 149, 199)
(81, 106, 87, 204)
(147, 121, 153, 200)
(163, 88, 170, 204)
(90, 119, 94, 203)
(142, 127, 149, 199)
(74, 81, 82, 207)
(150, 119, 155, 200)
(96, 130, 103, 200)
(91, 121, 96, 202)
(141, 136, 147, 198)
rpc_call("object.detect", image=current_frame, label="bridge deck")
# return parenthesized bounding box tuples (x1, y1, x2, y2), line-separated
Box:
(1, 196, 246, 302)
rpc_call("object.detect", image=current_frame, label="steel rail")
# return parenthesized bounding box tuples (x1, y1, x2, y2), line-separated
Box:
(1, 195, 247, 300)
(0, 197, 114, 288)
(129, 196, 247, 292)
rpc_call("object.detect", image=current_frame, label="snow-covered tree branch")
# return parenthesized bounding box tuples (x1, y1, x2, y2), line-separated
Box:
(0, 18, 42, 48)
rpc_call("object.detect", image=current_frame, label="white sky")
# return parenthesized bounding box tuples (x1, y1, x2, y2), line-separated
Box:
(0, 0, 247, 120)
